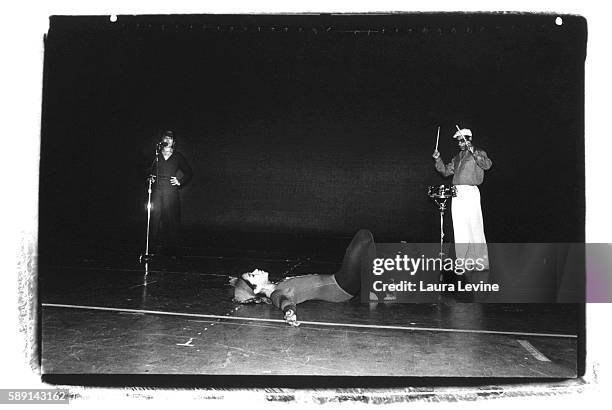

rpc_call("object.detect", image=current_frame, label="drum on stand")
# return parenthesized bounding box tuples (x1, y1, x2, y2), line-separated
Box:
(427, 184, 456, 211)
(427, 185, 457, 257)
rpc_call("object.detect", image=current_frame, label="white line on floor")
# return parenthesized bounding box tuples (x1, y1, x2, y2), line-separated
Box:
(517, 339, 552, 361)
(41, 303, 577, 339)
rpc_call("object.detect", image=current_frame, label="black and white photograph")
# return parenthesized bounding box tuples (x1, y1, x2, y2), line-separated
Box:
(3, 0, 612, 406)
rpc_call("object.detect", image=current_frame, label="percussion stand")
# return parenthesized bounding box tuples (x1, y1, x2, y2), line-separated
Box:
(436, 198, 449, 258)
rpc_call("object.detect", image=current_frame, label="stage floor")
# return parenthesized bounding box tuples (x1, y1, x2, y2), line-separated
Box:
(39, 233, 580, 378)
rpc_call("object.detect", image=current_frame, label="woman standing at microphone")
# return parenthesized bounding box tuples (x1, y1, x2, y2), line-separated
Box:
(148, 130, 193, 259)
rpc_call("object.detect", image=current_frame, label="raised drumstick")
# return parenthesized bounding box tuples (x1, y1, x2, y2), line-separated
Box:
(455, 124, 465, 141)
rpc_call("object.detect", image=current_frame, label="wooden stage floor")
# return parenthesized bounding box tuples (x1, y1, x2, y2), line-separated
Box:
(39, 233, 580, 379)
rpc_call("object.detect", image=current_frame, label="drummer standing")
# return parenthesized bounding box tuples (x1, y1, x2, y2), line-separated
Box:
(432, 128, 492, 269)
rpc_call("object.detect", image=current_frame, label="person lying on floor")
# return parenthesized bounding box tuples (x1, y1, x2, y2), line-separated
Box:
(231, 229, 376, 327)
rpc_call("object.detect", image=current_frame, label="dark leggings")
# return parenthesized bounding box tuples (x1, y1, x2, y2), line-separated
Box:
(334, 229, 376, 296)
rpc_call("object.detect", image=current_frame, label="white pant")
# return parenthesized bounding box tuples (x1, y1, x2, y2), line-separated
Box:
(451, 185, 489, 269)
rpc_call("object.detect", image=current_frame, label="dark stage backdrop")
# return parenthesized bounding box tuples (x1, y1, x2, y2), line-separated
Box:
(40, 14, 586, 246)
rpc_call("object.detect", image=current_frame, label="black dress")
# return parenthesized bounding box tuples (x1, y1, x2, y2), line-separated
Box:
(149, 151, 193, 255)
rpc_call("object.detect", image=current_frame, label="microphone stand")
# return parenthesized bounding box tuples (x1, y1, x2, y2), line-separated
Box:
(139, 144, 160, 264)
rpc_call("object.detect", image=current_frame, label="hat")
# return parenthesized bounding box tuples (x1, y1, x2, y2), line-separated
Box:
(232, 277, 258, 303)
(452, 128, 472, 139)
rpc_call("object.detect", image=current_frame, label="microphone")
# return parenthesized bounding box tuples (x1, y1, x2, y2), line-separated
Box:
(156, 141, 169, 154)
